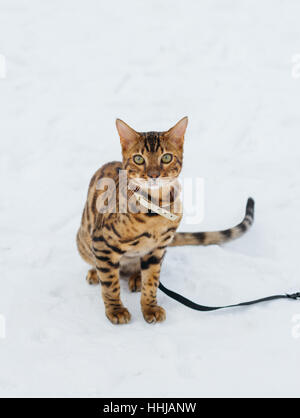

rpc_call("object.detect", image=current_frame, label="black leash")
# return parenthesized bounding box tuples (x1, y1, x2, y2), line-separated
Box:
(158, 282, 300, 312)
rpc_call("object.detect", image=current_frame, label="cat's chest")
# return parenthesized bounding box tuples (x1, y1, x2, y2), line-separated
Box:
(123, 227, 165, 258)
(105, 213, 180, 257)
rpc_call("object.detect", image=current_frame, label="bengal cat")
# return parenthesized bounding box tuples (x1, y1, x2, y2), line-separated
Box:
(77, 117, 254, 324)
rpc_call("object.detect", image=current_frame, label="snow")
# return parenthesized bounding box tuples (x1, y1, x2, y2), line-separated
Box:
(1, 0, 300, 398)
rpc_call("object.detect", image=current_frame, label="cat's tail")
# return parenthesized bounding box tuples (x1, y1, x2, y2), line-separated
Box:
(169, 197, 255, 247)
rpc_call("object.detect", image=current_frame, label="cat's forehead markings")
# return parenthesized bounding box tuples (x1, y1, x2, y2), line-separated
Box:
(140, 132, 163, 153)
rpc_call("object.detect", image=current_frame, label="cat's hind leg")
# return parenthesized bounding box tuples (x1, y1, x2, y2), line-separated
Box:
(86, 268, 100, 285)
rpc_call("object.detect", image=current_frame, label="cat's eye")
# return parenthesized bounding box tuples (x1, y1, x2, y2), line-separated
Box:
(133, 155, 145, 165)
(161, 153, 173, 164)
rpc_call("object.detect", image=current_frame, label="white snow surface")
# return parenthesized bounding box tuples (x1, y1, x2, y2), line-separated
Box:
(1, 0, 300, 398)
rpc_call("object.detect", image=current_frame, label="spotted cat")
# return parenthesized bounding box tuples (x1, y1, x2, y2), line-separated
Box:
(77, 117, 254, 324)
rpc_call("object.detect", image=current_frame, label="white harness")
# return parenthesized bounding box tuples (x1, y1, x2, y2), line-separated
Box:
(133, 191, 179, 221)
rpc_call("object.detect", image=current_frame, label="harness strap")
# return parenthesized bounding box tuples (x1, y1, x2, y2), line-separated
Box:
(134, 192, 179, 221)
(158, 282, 300, 312)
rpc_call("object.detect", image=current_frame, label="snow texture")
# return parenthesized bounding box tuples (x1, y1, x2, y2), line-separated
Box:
(0, 0, 300, 398)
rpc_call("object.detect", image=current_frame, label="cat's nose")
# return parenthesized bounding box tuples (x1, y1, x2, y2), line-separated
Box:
(147, 169, 160, 179)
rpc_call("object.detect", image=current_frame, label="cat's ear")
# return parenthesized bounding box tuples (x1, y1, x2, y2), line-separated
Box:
(116, 119, 139, 150)
(165, 117, 188, 146)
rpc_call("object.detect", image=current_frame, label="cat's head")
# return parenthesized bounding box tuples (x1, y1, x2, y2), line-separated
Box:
(116, 117, 188, 186)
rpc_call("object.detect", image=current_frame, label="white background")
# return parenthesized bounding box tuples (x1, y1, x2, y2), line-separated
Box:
(0, 0, 300, 397)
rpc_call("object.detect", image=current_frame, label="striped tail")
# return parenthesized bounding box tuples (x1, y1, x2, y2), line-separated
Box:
(169, 197, 255, 247)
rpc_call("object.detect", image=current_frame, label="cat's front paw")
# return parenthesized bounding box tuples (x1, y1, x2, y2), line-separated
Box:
(106, 307, 131, 325)
(142, 306, 166, 324)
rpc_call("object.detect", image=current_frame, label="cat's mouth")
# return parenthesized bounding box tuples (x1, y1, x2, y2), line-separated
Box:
(147, 178, 160, 189)
(129, 176, 178, 191)
(128, 176, 181, 208)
